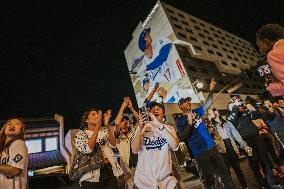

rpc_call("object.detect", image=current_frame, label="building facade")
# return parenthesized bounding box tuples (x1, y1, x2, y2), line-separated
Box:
(124, 1, 264, 110)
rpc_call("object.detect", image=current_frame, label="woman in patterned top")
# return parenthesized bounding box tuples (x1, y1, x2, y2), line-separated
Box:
(74, 108, 123, 189)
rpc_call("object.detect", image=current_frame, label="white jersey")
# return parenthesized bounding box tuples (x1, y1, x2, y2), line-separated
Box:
(0, 139, 28, 189)
(134, 124, 178, 189)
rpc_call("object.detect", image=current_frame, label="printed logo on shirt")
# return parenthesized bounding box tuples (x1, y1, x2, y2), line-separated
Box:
(192, 112, 202, 128)
(13, 154, 23, 163)
(144, 137, 167, 150)
(1, 156, 9, 164)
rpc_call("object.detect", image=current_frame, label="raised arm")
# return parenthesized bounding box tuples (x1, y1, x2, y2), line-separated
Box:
(114, 99, 128, 135)
(104, 110, 116, 147)
(203, 79, 216, 111)
(127, 98, 139, 121)
(145, 83, 159, 101)
(131, 114, 149, 154)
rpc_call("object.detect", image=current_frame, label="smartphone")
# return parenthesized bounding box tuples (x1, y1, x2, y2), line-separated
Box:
(139, 105, 150, 126)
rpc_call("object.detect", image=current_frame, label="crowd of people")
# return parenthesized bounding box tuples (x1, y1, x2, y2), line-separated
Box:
(0, 24, 283, 189)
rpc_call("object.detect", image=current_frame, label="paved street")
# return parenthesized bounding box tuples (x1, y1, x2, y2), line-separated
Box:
(178, 156, 284, 189)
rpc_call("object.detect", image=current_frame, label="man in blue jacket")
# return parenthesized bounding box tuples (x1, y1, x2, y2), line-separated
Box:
(176, 79, 234, 189)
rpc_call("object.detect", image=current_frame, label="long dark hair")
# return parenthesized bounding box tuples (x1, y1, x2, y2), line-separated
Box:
(0, 117, 25, 154)
(79, 108, 100, 130)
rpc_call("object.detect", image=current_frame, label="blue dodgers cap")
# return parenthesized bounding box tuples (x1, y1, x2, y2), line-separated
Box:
(138, 28, 151, 52)
(178, 97, 192, 106)
(142, 78, 149, 86)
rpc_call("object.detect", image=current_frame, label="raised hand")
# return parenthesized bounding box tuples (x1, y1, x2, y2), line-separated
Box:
(96, 110, 103, 129)
(187, 111, 193, 125)
(209, 78, 216, 91)
(103, 110, 112, 127)
(121, 98, 129, 110)
(148, 112, 163, 130)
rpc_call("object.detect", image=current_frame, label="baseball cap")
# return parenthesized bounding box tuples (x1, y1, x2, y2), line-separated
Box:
(178, 97, 191, 106)
(142, 78, 149, 86)
(149, 101, 165, 112)
(138, 28, 151, 52)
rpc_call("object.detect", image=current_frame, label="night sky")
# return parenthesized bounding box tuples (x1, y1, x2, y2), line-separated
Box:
(1, 0, 284, 130)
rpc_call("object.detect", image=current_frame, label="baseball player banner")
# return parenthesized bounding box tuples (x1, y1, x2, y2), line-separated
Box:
(124, 1, 200, 107)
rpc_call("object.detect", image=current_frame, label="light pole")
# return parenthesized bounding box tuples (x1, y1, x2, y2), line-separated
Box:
(190, 79, 204, 103)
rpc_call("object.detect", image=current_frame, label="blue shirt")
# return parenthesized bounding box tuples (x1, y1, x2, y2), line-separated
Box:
(176, 106, 215, 157)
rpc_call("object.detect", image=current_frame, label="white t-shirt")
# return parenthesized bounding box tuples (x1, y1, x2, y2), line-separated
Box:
(116, 126, 136, 174)
(0, 139, 28, 189)
(134, 124, 178, 189)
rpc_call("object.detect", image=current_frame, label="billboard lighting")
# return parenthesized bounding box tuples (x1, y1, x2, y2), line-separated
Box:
(192, 80, 204, 89)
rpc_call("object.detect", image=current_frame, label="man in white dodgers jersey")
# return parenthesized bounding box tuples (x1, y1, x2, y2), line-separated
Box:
(0, 117, 28, 189)
(131, 102, 179, 189)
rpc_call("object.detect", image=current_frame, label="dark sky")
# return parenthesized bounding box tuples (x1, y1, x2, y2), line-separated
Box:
(1, 0, 284, 130)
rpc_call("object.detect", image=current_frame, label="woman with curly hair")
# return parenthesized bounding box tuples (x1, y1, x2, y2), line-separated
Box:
(0, 117, 28, 189)
(74, 108, 123, 189)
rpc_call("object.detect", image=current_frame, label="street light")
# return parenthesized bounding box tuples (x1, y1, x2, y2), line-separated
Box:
(190, 79, 204, 103)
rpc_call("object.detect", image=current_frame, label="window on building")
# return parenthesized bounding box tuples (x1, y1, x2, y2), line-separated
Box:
(198, 33, 205, 38)
(234, 57, 239, 61)
(227, 55, 232, 59)
(194, 45, 202, 51)
(190, 18, 197, 23)
(190, 36, 198, 42)
(231, 63, 237, 67)
(166, 8, 175, 14)
(178, 13, 185, 18)
(174, 24, 182, 29)
(170, 16, 178, 22)
(229, 50, 235, 54)
(222, 48, 228, 52)
(214, 33, 220, 38)
(181, 20, 189, 25)
(203, 29, 210, 34)
(207, 49, 214, 54)
(26, 139, 42, 154)
(216, 52, 223, 57)
(194, 26, 201, 31)
(218, 40, 223, 45)
(237, 53, 242, 57)
(208, 36, 214, 41)
(45, 137, 58, 151)
(178, 32, 187, 38)
(203, 41, 210, 46)
(199, 22, 205, 27)
(242, 60, 247, 64)
(212, 44, 218, 49)
(221, 60, 228, 65)
(225, 43, 230, 47)
(185, 28, 193, 33)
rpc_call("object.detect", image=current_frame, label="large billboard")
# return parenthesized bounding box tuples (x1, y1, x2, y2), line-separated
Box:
(124, 1, 201, 107)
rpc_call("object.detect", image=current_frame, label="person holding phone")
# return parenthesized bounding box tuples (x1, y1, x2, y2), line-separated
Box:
(176, 79, 235, 189)
(131, 102, 179, 189)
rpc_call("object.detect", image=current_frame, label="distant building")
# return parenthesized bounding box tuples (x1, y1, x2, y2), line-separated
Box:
(1, 114, 72, 176)
(124, 0, 264, 111)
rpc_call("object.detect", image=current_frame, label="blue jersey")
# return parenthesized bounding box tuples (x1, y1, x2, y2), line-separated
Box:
(176, 106, 215, 157)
